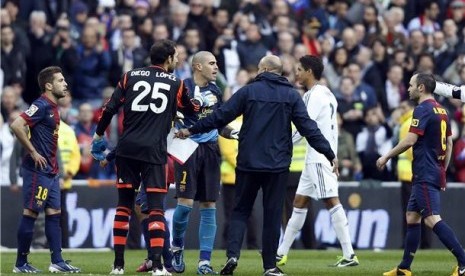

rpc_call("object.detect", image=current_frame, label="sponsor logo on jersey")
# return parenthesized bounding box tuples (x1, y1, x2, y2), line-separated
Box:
(25, 104, 39, 117)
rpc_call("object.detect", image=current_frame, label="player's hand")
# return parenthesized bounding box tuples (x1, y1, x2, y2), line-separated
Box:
(10, 184, 20, 193)
(175, 128, 191, 139)
(376, 156, 388, 170)
(91, 136, 107, 161)
(331, 158, 339, 177)
(31, 150, 47, 170)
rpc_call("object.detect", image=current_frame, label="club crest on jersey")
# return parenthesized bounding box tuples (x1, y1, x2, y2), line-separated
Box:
(411, 119, 419, 127)
(25, 104, 39, 117)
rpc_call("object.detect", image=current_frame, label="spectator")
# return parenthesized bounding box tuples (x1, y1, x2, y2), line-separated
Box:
(430, 30, 456, 75)
(73, 103, 98, 179)
(337, 112, 362, 181)
(275, 31, 295, 56)
(407, 0, 440, 35)
(346, 62, 378, 109)
(324, 46, 348, 91)
(337, 27, 360, 62)
(356, 107, 391, 181)
(442, 19, 459, 50)
(383, 65, 407, 115)
(109, 28, 148, 86)
(205, 7, 230, 51)
(25, 11, 54, 104)
(0, 8, 30, 58)
(168, 2, 190, 41)
(382, 7, 408, 52)
(371, 38, 390, 83)
(58, 93, 78, 126)
(237, 23, 270, 70)
(108, 13, 132, 51)
(300, 17, 322, 56)
(152, 22, 170, 44)
(69, 1, 89, 42)
(173, 44, 192, 80)
(213, 27, 240, 87)
(0, 112, 15, 185)
(136, 16, 154, 52)
(73, 26, 111, 108)
(406, 29, 427, 63)
(336, 76, 365, 139)
(356, 47, 384, 109)
(180, 26, 205, 58)
(1, 25, 27, 89)
(449, 0, 465, 32)
(187, 0, 209, 33)
(326, 0, 351, 41)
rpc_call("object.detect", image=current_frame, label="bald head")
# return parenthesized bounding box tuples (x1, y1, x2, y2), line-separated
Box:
(258, 55, 283, 75)
(192, 51, 215, 67)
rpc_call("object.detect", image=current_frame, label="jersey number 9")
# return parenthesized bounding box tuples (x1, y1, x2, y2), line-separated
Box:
(131, 81, 171, 113)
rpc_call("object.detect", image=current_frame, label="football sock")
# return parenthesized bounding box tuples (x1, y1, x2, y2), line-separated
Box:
(16, 215, 36, 266)
(148, 210, 165, 269)
(277, 207, 307, 256)
(172, 204, 192, 248)
(330, 204, 354, 259)
(433, 220, 465, 266)
(113, 206, 131, 267)
(399, 223, 420, 269)
(45, 214, 64, 264)
(162, 216, 172, 266)
(199, 208, 216, 261)
(141, 218, 152, 258)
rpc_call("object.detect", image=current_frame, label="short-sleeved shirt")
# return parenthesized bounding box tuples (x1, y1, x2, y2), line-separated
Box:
(20, 95, 60, 175)
(409, 99, 451, 187)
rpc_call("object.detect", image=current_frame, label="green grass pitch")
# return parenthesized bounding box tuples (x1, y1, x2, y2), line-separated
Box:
(0, 249, 458, 275)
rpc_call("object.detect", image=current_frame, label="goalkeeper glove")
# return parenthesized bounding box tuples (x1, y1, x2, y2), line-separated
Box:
(91, 137, 107, 161)
(193, 85, 214, 107)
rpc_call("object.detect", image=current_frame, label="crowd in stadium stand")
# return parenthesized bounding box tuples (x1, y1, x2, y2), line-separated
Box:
(1, 0, 465, 184)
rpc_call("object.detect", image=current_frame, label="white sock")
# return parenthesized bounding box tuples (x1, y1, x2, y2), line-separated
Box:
(277, 207, 307, 256)
(330, 204, 354, 259)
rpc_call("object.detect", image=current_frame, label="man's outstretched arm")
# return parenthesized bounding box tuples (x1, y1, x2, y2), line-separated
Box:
(434, 81, 465, 102)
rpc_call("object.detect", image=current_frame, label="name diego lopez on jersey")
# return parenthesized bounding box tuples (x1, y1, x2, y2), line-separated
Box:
(130, 70, 177, 81)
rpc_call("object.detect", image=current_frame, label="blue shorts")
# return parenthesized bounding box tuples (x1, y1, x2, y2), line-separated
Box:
(407, 182, 441, 218)
(22, 167, 60, 212)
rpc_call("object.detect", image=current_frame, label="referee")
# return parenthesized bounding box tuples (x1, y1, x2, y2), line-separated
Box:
(176, 55, 338, 276)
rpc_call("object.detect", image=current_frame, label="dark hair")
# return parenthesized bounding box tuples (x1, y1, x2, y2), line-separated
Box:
(150, 39, 176, 65)
(299, 55, 324, 80)
(38, 66, 62, 92)
(415, 72, 436, 94)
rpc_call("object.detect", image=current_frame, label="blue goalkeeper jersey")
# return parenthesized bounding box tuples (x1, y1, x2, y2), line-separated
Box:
(177, 78, 223, 143)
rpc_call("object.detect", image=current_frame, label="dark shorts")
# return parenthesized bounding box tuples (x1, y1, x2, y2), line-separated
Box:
(22, 167, 60, 212)
(116, 156, 167, 193)
(407, 182, 441, 218)
(175, 143, 221, 202)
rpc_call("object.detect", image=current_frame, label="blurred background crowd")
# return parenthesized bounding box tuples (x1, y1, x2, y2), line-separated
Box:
(1, 0, 465, 187)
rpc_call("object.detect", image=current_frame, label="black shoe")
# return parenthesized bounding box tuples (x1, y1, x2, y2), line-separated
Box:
(220, 257, 237, 275)
(263, 267, 286, 276)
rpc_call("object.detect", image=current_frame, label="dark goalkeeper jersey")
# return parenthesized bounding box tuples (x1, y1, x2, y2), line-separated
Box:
(96, 65, 192, 164)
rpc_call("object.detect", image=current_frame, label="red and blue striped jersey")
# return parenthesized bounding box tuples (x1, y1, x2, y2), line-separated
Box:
(20, 95, 60, 175)
(409, 99, 451, 187)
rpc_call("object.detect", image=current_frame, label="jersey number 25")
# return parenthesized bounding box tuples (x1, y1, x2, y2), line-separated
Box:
(131, 80, 170, 113)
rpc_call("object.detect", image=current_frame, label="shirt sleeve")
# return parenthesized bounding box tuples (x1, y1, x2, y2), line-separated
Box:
(20, 101, 45, 127)
(307, 90, 323, 120)
(96, 73, 127, 135)
(409, 106, 428, 136)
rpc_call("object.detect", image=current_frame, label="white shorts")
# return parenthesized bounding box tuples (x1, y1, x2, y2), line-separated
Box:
(296, 163, 339, 200)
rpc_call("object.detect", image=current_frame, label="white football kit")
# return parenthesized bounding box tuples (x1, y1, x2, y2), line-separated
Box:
(434, 82, 465, 102)
(293, 84, 339, 199)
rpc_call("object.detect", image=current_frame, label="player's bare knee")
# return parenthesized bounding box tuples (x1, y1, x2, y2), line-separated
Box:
(178, 197, 194, 207)
(45, 208, 61, 216)
(323, 197, 340, 209)
(293, 194, 309, 208)
(23, 208, 39, 218)
(200, 201, 216, 208)
(405, 211, 421, 224)
(424, 215, 441, 228)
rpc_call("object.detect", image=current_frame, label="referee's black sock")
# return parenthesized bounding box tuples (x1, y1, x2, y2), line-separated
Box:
(113, 206, 131, 268)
